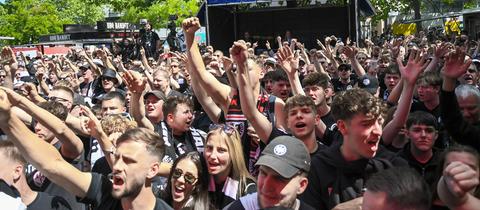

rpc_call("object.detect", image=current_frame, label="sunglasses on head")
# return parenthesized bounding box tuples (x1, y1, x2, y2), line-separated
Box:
(172, 168, 197, 185)
(209, 124, 236, 135)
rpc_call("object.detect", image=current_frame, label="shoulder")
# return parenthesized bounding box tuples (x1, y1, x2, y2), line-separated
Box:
(154, 198, 173, 210)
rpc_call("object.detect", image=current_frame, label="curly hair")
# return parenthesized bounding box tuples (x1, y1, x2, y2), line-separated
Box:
(101, 114, 138, 136)
(284, 95, 317, 115)
(331, 88, 386, 121)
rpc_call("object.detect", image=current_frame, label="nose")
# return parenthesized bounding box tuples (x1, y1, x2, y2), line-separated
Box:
(372, 121, 382, 136)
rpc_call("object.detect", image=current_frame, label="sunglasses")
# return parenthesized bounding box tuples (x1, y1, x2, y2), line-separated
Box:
(467, 69, 477, 73)
(48, 96, 71, 103)
(209, 124, 236, 135)
(338, 68, 350, 72)
(172, 168, 197, 185)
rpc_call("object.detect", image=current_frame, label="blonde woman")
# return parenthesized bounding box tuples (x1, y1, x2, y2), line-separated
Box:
(204, 124, 256, 209)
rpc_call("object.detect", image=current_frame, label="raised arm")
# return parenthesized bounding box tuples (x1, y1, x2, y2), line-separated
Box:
(123, 70, 155, 130)
(382, 50, 429, 145)
(1, 87, 84, 159)
(425, 42, 451, 72)
(179, 50, 223, 123)
(437, 161, 480, 210)
(277, 46, 305, 96)
(183, 17, 232, 112)
(231, 41, 273, 143)
(80, 105, 115, 168)
(0, 90, 91, 198)
(344, 46, 366, 76)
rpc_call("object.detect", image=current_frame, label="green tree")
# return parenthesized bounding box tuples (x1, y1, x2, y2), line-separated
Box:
(0, 0, 67, 44)
(47, 0, 105, 24)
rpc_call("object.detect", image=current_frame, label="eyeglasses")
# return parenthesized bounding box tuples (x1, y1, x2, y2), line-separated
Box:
(467, 69, 477, 73)
(172, 168, 197, 185)
(209, 124, 236, 135)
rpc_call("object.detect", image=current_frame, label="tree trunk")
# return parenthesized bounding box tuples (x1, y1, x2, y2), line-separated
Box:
(412, 0, 422, 32)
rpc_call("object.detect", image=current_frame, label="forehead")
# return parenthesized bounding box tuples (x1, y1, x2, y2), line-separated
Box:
(50, 89, 73, 99)
(206, 132, 228, 147)
(445, 152, 479, 169)
(288, 105, 314, 113)
(408, 124, 436, 130)
(385, 73, 400, 78)
(176, 159, 198, 174)
(102, 98, 123, 107)
(116, 140, 148, 159)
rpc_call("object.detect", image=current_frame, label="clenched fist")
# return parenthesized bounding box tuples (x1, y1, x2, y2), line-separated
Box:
(182, 17, 201, 36)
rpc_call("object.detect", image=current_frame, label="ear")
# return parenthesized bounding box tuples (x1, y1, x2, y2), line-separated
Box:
(167, 113, 174, 122)
(12, 165, 23, 183)
(314, 113, 321, 126)
(297, 176, 309, 194)
(337, 119, 348, 136)
(147, 161, 160, 179)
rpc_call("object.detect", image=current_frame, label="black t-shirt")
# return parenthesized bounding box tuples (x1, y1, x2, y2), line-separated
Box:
(28, 192, 72, 210)
(320, 111, 336, 130)
(331, 76, 358, 93)
(78, 173, 173, 210)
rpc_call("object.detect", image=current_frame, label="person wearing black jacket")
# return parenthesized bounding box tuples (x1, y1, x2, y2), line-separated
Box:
(440, 48, 480, 151)
(396, 111, 442, 194)
(300, 89, 407, 210)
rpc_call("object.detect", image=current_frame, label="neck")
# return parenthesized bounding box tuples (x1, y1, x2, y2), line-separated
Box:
(317, 103, 330, 117)
(302, 136, 318, 154)
(15, 179, 37, 206)
(423, 98, 439, 110)
(340, 142, 361, 162)
(410, 146, 433, 164)
(105, 86, 115, 92)
(121, 185, 156, 210)
(340, 77, 350, 84)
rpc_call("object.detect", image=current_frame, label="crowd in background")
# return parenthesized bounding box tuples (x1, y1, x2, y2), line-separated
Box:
(0, 17, 480, 210)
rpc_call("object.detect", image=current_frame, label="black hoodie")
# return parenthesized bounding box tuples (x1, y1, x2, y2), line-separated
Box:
(300, 143, 407, 210)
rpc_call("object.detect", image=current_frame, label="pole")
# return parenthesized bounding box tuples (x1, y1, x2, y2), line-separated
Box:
(205, 2, 211, 45)
(355, 0, 359, 47)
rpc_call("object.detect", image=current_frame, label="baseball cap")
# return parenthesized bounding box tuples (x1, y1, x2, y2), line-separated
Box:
(255, 136, 310, 178)
(265, 57, 276, 66)
(358, 75, 379, 95)
(144, 90, 166, 101)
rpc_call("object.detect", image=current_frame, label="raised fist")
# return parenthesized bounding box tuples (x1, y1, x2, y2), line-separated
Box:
(182, 17, 200, 35)
(229, 40, 248, 65)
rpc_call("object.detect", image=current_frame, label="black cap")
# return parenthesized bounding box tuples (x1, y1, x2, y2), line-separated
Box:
(144, 90, 166, 101)
(102, 68, 118, 84)
(358, 75, 379, 95)
(255, 136, 310, 178)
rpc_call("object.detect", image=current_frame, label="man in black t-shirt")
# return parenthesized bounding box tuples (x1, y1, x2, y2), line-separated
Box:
(0, 91, 172, 210)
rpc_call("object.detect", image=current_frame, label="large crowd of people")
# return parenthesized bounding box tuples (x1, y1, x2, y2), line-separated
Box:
(0, 16, 480, 210)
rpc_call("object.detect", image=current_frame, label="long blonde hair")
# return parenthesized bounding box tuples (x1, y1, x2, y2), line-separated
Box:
(206, 126, 254, 197)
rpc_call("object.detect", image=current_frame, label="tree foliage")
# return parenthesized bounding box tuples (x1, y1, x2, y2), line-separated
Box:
(118, 0, 201, 29)
(0, 0, 105, 44)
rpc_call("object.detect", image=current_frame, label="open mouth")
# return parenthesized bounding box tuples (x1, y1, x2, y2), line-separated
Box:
(112, 175, 125, 189)
(366, 139, 379, 151)
(295, 122, 307, 129)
